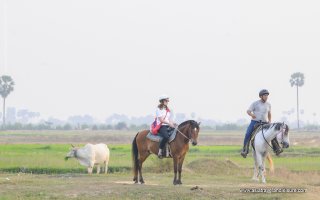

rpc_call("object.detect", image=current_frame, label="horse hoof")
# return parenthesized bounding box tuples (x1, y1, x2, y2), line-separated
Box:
(173, 181, 178, 185)
(140, 180, 145, 184)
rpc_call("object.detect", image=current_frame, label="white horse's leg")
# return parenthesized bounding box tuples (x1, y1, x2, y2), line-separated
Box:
(252, 150, 259, 181)
(255, 152, 264, 183)
(261, 153, 267, 183)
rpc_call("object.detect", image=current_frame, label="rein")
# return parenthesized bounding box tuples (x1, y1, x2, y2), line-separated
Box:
(176, 123, 191, 141)
(261, 126, 274, 149)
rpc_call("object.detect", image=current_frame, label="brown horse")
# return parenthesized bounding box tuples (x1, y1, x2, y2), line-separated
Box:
(132, 120, 200, 185)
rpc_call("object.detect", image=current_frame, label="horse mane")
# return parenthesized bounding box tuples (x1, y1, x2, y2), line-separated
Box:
(261, 123, 272, 130)
(272, 122, 290, 135)
(274, 123, 283, 130)
(178, 120, 199, 130)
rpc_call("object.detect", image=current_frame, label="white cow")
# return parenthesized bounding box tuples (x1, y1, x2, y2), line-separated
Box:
(65, 143, 110, 174)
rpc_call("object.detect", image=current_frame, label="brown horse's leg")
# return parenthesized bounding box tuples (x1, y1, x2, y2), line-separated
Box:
(138, 153, 149, 184)
(172, 156, 179, 185)
(177, 155, 186, 185)
(133, 170, 138, 183)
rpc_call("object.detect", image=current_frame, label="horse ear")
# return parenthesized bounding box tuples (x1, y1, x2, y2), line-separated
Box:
(198, 122, 201, 126)
(71, 144, 75, 148)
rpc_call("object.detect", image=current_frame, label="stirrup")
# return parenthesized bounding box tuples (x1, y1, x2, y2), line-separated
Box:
(158, 150, 163, 159)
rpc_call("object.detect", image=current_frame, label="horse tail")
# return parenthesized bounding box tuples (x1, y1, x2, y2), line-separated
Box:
(266, 153, 274, 173)
(132, 132, 139, 174)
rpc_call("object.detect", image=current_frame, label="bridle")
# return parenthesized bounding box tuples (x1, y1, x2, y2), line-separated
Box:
(278, 125, 287, 145)
(176, 122, 196, 142)
(261, 122, 286, 149)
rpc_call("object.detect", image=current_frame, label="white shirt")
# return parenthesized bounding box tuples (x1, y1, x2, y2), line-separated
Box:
(156, 108, 171, 125)
(248, 100, 271, 122)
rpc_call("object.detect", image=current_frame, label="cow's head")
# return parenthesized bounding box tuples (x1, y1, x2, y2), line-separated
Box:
(65, 144, 77, 160)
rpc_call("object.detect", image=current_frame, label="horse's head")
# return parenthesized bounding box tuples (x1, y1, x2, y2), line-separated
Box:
(275, 122, 290, 148)
(188, 121, 201, 146)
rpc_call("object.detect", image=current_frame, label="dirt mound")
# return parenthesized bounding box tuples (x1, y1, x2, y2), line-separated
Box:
(186, 158, 241, 175)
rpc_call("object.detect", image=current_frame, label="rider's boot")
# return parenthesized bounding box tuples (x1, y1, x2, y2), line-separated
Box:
(240, 142, 250, 158)
(271, 138, 283, 156)
(158, 149, 163, 159)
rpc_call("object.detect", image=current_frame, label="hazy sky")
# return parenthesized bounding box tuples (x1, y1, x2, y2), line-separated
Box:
(0, 0, 319, 123)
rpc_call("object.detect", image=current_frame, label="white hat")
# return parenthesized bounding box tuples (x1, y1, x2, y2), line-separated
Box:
(159, 94, 169, 101)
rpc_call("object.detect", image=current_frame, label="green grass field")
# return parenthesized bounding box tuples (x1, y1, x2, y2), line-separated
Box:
(1, 144, 320, 174)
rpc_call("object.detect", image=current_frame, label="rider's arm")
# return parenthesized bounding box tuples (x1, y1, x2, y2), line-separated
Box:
(169, 119, 177, 127)
(247, 102, 256, 119)
(158, 116, 170, 124)
(247, 110, 256, 119)
(158, 117, 175, 127)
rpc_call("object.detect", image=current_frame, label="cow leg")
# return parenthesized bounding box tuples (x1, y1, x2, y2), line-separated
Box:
(96, 165, 100, 174)
(87, 167, 93, 174)
(104, 160, 109, 174)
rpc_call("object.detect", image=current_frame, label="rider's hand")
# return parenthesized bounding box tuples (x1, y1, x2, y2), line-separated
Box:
(169, 122, 175, 128)
(251, 114, 256, 119)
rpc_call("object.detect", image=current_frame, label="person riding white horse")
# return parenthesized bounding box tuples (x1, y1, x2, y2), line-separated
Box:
(241, 89, 283, 158)
(251, 122, 290, 183)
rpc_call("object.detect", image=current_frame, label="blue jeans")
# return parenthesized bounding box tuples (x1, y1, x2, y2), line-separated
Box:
(158, 125, 171, 149)
(243, 120, 258, 146)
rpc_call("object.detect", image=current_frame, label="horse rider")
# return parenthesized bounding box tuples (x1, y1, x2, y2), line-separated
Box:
(241, 89, 283, 158)
(156, 95, 176, 159)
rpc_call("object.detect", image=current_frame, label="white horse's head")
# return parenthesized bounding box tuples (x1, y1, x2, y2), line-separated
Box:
(275, 123, 290, 148)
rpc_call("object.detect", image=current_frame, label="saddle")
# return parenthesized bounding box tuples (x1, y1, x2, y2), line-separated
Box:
(146, 128, 178, 158)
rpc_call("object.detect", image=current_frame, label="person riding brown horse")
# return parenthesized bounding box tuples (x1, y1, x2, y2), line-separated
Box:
(154, 95, 177, 158)
(132, 119, 200, 185)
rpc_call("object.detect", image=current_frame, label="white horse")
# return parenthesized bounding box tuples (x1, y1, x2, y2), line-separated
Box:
(251, 122, 290, 183)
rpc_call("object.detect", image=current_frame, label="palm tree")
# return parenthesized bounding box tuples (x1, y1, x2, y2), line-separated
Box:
(0, 75, 15, 129)
(289, 72, 305, 129)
